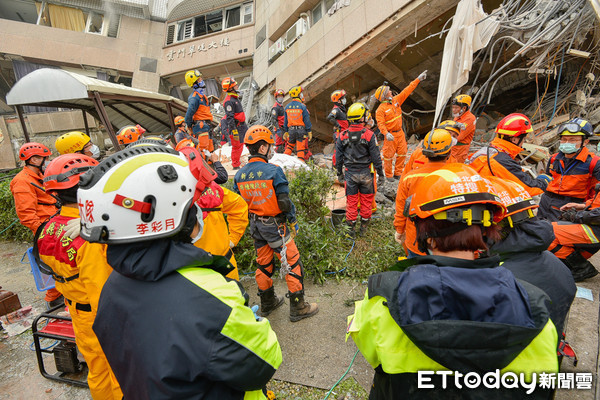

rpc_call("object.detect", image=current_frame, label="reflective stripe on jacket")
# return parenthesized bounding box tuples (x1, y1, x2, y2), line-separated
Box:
(283, 99, 311, 130)
(375, 78, 420, 136)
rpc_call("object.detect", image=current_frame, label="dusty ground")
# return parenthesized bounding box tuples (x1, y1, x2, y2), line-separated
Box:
(1, 239, 599, 399)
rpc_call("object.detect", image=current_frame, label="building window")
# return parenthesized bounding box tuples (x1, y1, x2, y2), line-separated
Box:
(165, 2, 252, 46)
(312, 3, 322, 25)
(85, 12, 105, 34)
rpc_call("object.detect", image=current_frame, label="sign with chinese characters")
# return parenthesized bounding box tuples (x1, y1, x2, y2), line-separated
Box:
(166, 37, 231, 61)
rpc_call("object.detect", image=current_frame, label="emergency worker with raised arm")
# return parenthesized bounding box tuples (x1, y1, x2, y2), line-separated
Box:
(283, 86, 312, 161)
(348, 164, 558, 399)
(78, 145, 281, 399)
(185, 69, 214, 153)
(538, 118, 600, 221)
(234, 125, 318, 321)
(450, 94, 477, 163)
(468, 113, 549, 196)
(10, 142, 63, 307)
(335, 103, 383, 237)
(375, 71, 426, 181)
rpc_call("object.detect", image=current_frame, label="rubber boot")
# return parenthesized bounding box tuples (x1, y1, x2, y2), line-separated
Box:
(562, 252, 599, 282)
(257, 286, 285, 317)
(288, 291, 319, 322)
(345, 219, 356, 239)
(359, 218, 370, 237)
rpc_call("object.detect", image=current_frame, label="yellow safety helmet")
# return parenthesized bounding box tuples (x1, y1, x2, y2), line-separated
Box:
(452, 94, 472, 109)
(422, 129, 453, 157)
(185, 70, 202, 87)
(289, 86, 303, 98)
(437, 120, 462, 136)
(347, 102, 368, 122)
(55, 131, 91, 155)
(374, 85, 390, 102)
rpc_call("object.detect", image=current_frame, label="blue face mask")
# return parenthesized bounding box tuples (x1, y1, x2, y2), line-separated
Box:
(559, 142, 579, 154)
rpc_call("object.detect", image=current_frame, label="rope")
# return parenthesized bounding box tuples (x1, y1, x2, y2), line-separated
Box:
(0, 219, 19, 236)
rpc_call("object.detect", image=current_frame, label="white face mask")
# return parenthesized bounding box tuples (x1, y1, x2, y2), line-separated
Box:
(190, 204, 205, 244)
(276, 96, 284, 103)
(451, 137, 458, 146)
(89, 144, 101, 159)
(341, 98, 347, 105)
(300, 93, 305, 101)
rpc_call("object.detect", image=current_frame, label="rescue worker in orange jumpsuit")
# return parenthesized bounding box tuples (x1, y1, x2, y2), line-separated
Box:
(402, 120, 460, 174)
(450, 94, 477, 163)
(177, 146, 248, 281)
(37, 154, 122, 399)
(327, 89, 349, 169)
(375, 70, 427, 180)
(283, 86, 312, 161)
(335, 103, 383, 237)
(538, 118, 600, 221)
(222, 77, 248, 169)
(10, 142, 62, 307)
(115, 125, 145, 146)
(234, 125, 318, 321)
(468, 113, 550, 197)
(271, 89, 287, 153)
(550, 192, 600, 282)
(185, 69, 214, 153)
(173, 115, 195, 144)
(55, 131, 102, 160)
(394, 128, 456, 257)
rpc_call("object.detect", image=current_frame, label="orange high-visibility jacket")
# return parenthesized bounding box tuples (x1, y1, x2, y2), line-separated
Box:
(451, 110, 476, 163)
(403, 146, 457, 175)
(375, 78, 420, 137)
(10, 167, 58, 233)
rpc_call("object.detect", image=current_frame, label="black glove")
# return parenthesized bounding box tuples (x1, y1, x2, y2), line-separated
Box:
(338, 174, 345, 184)
(377, 174, 384, 188)
(560, 208, 578, 222)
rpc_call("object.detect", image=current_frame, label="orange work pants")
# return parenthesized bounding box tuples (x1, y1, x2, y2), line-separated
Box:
(382, 132, 407, 177)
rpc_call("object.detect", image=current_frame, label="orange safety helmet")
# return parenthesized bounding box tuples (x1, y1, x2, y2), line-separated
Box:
(495, 113, 533, 137)
(274, 89, 285, 97)
(452, 94, 472, 109)
(374, 85, 391, 102)
(43, 153, 98, 192)
(331, 89, 347, 103)
(408, 164, 506, 225)
(487, 176, 537, 228)
(175, 139, 196, 152)
(245, 125, 275, 145)
(19, 142, 51, 161)
(174, 116, 185, 126)
(437, 120, 462, 136)
(116, 125, 144, 145)
(222, 77, 238, 92)
(422, 129, 453, 157)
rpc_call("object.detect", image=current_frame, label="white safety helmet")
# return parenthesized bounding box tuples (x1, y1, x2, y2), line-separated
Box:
(78, 146, 198, 243)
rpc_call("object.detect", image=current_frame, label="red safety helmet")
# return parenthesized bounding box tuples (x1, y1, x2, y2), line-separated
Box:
(19, 142, 51, 161)
(175, 139, 196, 152)
(222, 77, 238, 92)
(174, 116, 185, 126)
(408, 164, 506, 225)
(331, 89, 347, 103)
(495, 113, 533, 138)
(245, 125, 275, 145)
(274, 89, 285, 97)
(43, 153, 98, 192)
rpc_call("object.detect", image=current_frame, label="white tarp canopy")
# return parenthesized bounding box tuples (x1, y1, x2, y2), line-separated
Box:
(6, 68, 189, 147)
(434, 0, 500, 125)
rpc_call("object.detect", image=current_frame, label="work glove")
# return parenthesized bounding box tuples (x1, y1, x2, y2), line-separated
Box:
(231, 129, 239, 141)
(386, 133, 394, 141)
(229, 240, 235, 249)
(560, 208, 579, 223)
(283, 132, 289, 141)
(289, 221, 300, 236)
(457, 122, 466, 130)
(338, 174, 345, 185)
(537, 174, 552, 185)
(417, 70, 427, 81)
(308, 131, 313, 141)
(377, 173, 385, 188)
(64, 218, 81, 239)
(394, 231, 405, 245)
